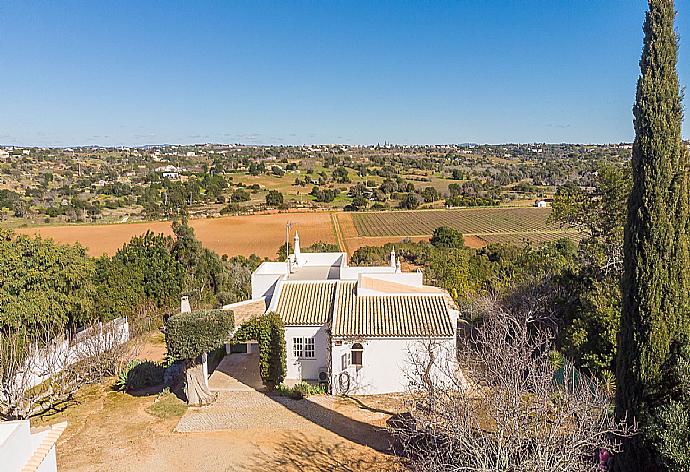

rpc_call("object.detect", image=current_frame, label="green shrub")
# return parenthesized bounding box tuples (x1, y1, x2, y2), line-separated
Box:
(146, 388, 188, 419)
(165, 309, 234, 361)
(274, 382, 326, 400)
(115, 359, 164, 391)
(266, 312, 286, 388)
(430, 226, 465, 249)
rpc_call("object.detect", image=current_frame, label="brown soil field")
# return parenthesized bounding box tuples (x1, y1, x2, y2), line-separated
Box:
(344, 235, 432, 254)
(462, 234, 488, 248)
(15, 212, 338, 258)
(479, 231, 583, 246)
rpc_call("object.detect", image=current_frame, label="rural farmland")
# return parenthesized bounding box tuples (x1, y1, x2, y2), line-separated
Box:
(15, 207, 582, 259)
(351, 207, 558, 236)
(338, 208, 580, 253)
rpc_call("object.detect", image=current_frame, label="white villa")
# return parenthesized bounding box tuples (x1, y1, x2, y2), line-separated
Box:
(225, 232, 459, 395)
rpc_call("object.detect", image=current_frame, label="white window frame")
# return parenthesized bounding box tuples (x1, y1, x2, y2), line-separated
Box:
(293, 336, 316, 359)
(304, 337, 315, 359)
(351, 343, 363, 367)
(293, 337, 303, 359)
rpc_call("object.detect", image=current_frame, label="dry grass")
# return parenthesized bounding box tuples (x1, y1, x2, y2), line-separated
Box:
(31, 370, 400, 471)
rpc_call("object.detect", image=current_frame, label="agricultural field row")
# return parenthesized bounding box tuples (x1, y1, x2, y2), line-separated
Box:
(477, 231, 583, 246)
(351, 207, 563, 237)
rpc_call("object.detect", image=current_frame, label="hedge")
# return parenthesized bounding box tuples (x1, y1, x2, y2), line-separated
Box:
(165, 309, 234, 361)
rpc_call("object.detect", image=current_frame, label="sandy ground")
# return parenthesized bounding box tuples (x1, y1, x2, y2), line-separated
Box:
(33, 336, 403, 472)
(15, 211, 338, 258)
(40, 388, 399, 472)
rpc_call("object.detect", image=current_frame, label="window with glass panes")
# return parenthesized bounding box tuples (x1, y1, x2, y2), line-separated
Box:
(293, 337, 303, 358)
(304, 337, 315, 358)
(292, 337, 315, 359)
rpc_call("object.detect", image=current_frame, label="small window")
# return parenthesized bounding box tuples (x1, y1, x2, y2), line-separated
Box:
(293, 337, 303, 358)
(351, 342, 363, 366)
(341, 353, 350, 370)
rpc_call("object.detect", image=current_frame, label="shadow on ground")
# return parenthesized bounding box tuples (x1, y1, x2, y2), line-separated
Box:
(175, 351, 402, 467)
(210, 352, 266, 391)
(248, 431, 401, 472)
(267, 392, 396, 452)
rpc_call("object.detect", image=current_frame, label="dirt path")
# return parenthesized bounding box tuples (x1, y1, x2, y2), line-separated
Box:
(332, 213, 349, 254)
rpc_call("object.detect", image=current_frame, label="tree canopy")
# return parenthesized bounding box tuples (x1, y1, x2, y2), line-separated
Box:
(616, 1, 690, 468)
(165, 309, 234, 361)
(0, 229, 96, 337)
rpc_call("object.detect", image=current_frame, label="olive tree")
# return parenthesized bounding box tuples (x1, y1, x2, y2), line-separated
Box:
(165, 309, 234, 406)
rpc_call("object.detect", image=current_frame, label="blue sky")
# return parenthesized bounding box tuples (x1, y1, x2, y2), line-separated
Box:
(0, 1, 688, 146)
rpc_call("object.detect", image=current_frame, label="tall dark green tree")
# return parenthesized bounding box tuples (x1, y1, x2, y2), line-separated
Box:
(615, 1, 690, 469)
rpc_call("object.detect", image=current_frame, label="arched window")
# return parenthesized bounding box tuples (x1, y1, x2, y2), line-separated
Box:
(351, 343, 363, 366)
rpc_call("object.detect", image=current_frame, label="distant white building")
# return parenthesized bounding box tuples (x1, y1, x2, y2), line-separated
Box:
(0, 420, 67, 472)
(154, 165, 182, 173)
(225, 232, 459, 395)
(535, 200, 548, 208)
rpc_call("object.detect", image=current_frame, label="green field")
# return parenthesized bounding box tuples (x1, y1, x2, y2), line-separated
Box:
(351, 207, 574, 237)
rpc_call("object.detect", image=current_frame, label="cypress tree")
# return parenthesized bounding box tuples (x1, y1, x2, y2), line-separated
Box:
(615, 0, 690, 469)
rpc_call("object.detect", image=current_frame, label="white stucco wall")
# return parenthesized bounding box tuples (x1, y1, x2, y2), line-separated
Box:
(1, 421, 32, 472)
(38, 446, 58, 472)
(330, 337, 456, 395)
(251, 272, 285, 299)
(0, 420, 59, 472)
(1, 318, 129, 401)
(284, 325, 329, 381)
(294, 253, 345, 267)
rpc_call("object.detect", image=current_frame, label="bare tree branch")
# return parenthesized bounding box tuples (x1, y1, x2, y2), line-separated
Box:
(394, 292, 633, 471)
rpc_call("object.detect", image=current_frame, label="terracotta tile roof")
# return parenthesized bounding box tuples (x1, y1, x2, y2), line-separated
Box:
(223, 298, 267, 326)
(275, 281, 337, 325)
(332, 282, 455, 338)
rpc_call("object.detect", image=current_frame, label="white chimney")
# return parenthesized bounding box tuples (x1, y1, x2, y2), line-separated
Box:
(181, 296, 191, 313)
(390, 247, 396, 269)
(293, 231, 301, 266)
